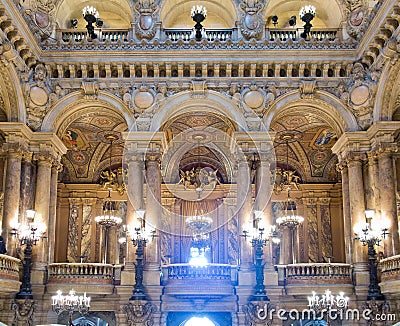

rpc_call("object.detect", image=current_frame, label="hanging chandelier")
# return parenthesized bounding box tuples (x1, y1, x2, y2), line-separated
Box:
(185, 214, 212, 232)
(276, 197, 304, 228)
(95, 190, 122, 227)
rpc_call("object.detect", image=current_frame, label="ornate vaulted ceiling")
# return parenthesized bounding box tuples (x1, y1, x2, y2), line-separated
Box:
(60, 111, 127, 183)
(271, 112, 339, 183)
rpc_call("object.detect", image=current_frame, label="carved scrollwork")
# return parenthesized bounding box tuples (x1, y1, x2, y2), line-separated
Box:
(124, 301, 157, 326)
(12, 299, 35, 326)
(238, 0, 265, 40)
(344, 0, 370, 40)
(134, 0, 159, 40)
(242, 302, 274, 326)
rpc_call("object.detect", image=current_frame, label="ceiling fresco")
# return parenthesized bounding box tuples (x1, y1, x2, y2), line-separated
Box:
(60, 112, 128, 183)
(271, 113, 339, 183)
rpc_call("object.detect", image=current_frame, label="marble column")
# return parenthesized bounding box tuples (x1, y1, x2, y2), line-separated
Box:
(377, 148, 399, 256)
(19, 152, 35, 221)
(237, 157, 252, 269)
(366, 153, 380, 213)
(48, 163, 61, 263)
(1, 146, 23, 255)
(338, 163, 352, 264)
(33, 153, 53, 267)
(255, 156, 273, 264)
(145, 154, 161, 270)
(126, 154, 144, 268)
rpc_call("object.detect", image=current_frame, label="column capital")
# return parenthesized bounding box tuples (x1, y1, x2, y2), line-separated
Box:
(318, 197, 331, 205)
(33, 151, 55, 166)
(343, 152, 367, 166)
(372, 143, 398, 158)
(2, 142, 28, 159)
(68, 198, 82, 206)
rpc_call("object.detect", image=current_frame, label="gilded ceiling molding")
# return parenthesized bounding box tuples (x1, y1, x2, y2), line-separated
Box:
(149, 90, 251, 132)
(264, 92, 358, 135)
(0, 61, 25, 122)
(41, 91, 134, 133)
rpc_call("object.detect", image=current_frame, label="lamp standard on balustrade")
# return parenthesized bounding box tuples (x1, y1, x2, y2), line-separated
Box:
(128, 211, 157, 301)
(354, 209, 390, 301)
(242, 211, 276, 301)
(11, 210, 46, 300)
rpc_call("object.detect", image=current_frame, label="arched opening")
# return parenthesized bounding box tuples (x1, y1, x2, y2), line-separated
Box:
(181, 316, 217, 326)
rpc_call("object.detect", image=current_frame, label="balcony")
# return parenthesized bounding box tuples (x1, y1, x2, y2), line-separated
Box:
(379, 255, 400, 296)
(278, 263, 353, 295)
(0, 254, 21, 294)
(46, 26, 351, 52)
(161, 263, 238, 311)
(47, 263, 117, 295)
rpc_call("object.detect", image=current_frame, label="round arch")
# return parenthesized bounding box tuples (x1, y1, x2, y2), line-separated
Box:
(160, 0, 237, 28)
(0, 63, 26, 122)
(41, 91, 134, 133)
(54, 0, 132, 29)
(150, 90, 248, 132)
(374, 61, 400, 121)
(180, 316, 218, 326)
(264, 90, 359, 135)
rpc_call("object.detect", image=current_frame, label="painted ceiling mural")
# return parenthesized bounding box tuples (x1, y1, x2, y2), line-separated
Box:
(271, 113, 339, 183)
(60, 112, 128, 183)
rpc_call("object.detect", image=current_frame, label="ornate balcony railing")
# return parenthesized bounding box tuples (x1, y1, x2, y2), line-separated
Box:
(166, 263, 233, 280)
(380, 255, 400, 282)
(285, 263, 352, 285)
(60, 29, 129, 43)
(53, 27, 343, 49)
(0, 254, 21, 293)
(269, 28, 338, 42)
(48, 263, 114, 285)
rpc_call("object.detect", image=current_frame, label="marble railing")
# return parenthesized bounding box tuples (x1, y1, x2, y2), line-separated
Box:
(56, 27, 340, 44)
(0, 254, 21, 293)
(380, 255, 400, 282)
(48, 263, 114, 285)
(269, 28, 338, 42)
(285, 263, 352, 285)
(60, 29, 130, 43)
(166, 263, 233, 280)
(0, 254, 20, 281)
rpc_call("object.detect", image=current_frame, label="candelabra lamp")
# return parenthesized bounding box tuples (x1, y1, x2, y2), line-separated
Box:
(11, 210, 46, 300)
(191, 5, 207, 40)
(308, 289, 349, 325)
(128, 220, 156, 301)
(299, 5, 316, 39)
(354, 209, 389, 301)
(82, 6, 99, 40)
(242, 215, 270, 301)
(51, 289, 91, 326)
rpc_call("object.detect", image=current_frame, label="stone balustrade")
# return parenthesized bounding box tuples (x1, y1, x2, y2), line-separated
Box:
(166, 263, 233, 280)
(48, 263, 114, 284)
(380, 254, 400, 282)
(47, 263, 116, 295)
(55, 27, 341, 46)
(0, 254, 21, 293)
(286, 263, 352, 285)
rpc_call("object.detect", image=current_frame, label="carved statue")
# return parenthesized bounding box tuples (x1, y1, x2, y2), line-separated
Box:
(178, 167, 220, 190)
(12, 299, 35, 326)
(124, 302, 156, 326)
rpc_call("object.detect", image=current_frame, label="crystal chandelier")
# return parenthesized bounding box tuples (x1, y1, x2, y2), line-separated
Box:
(276, 194, 304, 228)
(185, 214, 212, 232)
(82, 6, 99, 19)
(95, 190, 123, 227)
(52, 289, 91, 325)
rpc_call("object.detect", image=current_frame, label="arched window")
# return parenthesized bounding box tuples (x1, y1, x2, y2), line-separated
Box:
(183, 316, 216, 326)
